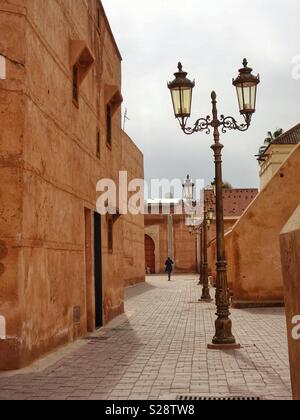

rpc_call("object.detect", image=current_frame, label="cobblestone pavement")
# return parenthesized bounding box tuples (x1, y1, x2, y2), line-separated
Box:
(0, 275, 292, 400)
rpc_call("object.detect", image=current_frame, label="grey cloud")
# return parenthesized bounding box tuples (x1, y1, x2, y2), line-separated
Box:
(103, 0, 300, 193)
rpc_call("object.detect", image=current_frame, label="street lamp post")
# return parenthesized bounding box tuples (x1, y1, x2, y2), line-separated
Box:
(198, 225, 203, 285)
(182, 175, 195, 201)
(188, 222, 203, 284)
(183, 175, 203, 284)
(169, 60, 260, 349)
(201, 201, 213, 302)
(186, 205, 212, 303)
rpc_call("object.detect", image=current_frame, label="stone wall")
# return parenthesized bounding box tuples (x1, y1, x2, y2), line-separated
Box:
(0, 0, 144, 370)
(280, 205, 300, 400)
(0, 0, 28, 370)
(173, 214, 198, 273)
(121, 131, 145, 287)
(207, 218, 238, 283)
(222, 144, 300, 307)
(260, 144, 297, 190)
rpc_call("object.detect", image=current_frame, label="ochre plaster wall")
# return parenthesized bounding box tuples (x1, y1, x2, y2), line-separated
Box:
(0, 0, 144, 370)
(121, 131, 145, 287)
(280, 205, 300, 400)
(223, 144, 300, 307)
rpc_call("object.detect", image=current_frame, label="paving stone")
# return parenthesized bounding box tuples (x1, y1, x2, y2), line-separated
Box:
(0, 275, 292, 400)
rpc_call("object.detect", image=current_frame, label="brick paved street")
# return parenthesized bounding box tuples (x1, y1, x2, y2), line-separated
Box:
(0, 275, 292, 400)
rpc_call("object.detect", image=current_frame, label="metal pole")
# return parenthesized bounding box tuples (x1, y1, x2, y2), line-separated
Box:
(198, 227, 203, 285)
(201, 199, 212, 301)
(208, 92, 240, 349)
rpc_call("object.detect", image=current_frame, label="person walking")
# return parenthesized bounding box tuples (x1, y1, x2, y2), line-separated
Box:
(165, 257, 174, 281)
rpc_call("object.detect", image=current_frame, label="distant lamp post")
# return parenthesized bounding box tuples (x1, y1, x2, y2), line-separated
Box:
(182, 175, 195, 201)
(211, 179, 216, 197)
(186, 207, 212, 303)
(207, 208, 214, 222)
(169, 60, 260, 350)
(186, 214, 203, 286)
(200, 203, 213, 302)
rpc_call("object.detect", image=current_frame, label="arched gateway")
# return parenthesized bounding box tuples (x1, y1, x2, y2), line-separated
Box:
(145, 235, 155, 274)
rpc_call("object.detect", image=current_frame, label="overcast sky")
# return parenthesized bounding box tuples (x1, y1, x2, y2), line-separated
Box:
(102, 0, 300, 196)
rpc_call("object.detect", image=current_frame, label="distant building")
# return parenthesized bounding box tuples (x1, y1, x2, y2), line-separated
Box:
(144, 200, 198, 274)
(144, 189, 258, 276)
(259, 123, 300, 189)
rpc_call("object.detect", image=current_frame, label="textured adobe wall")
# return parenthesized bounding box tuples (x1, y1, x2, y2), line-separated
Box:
(280, 205, 300, 400)
(207, 219, 237, 283)
(260, 144, 297, 189)
(0, 0, 144, 370)
(121, 131, 145, 287)
(224, 144, 300, 306)
(173, 215, 197, 273)
(0, 0, 27, 369)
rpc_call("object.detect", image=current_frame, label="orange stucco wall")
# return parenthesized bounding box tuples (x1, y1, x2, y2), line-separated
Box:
(280, 205, 300, 400)
(207, 218, 237, 286)
(224, 144, 300, 306)
(121, 132, 145, 287)
(0, 0, 144, 370)
(173, 214, 198, 273)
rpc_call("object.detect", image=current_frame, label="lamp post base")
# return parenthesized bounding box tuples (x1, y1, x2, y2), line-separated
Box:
(199, 298, 213, 303)
(207, 343, 241, 350)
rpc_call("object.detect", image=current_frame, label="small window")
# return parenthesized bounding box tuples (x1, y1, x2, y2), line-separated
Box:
(108, 218, 113, 252)
(72, 64, 79, 106)
(96, 130, 100, 158)
(106, 104, 112, 147)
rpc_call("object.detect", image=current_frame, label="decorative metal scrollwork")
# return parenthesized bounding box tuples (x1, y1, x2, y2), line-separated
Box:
(220, 115, 251, 133)
(180, 114, 251, 135)
(180, 117, 211, 135)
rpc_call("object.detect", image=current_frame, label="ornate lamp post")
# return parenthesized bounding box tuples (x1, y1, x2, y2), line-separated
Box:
(186, 213, 202, 284)
(201, 201, 213, 302)
(198, 225, 203, 285)
(169, 60, 260, 349)
(183, 175, 202, 284)
(186, 207, 212, 303)
(182, 175, 195, 201)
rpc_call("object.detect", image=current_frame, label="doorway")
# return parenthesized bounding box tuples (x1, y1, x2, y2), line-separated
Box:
(84, 208, 94, 332)
(94, 212, 103, 328)
(145, 234, 155, 274)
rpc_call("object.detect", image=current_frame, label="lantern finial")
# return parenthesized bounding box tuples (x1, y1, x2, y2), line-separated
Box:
(243, 58, 248, 68)
(178, 62, 183, 72)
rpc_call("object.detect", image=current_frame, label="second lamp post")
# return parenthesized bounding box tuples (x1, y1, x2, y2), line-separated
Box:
(169, 59, 260, 349)
(185, 189, 214, 303)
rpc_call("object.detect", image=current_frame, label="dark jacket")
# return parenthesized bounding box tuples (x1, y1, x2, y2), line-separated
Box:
(165, 259, 174, 273)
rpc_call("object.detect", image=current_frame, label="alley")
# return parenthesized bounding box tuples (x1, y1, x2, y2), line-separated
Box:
(0, 276, 292, 400)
